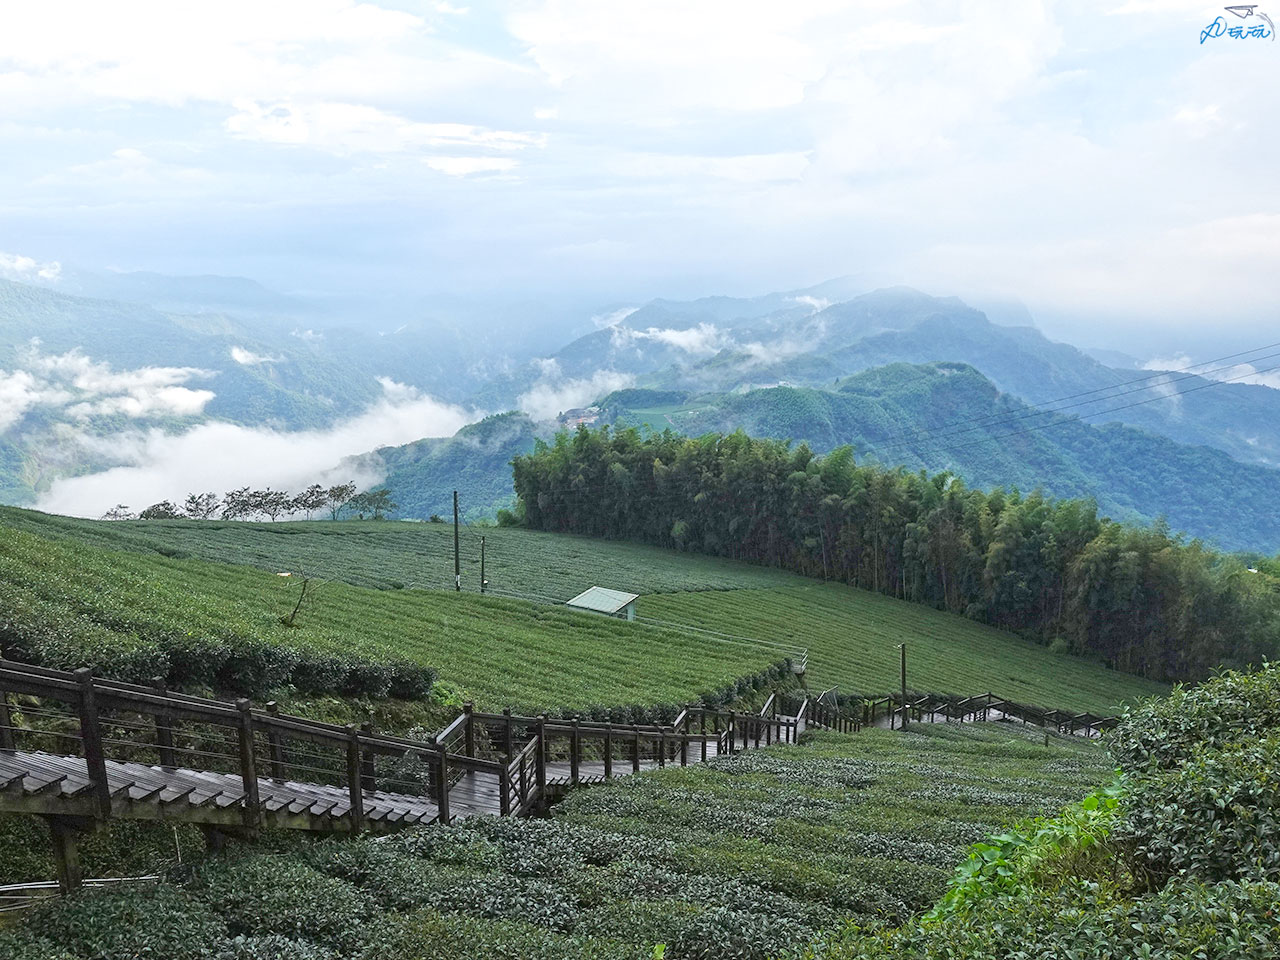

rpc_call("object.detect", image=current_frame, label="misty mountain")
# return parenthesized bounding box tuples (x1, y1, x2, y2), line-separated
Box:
(342, 412, 542, 522)
(517, 286, 1280, 470)
(598, 363, 1280, 553)
(467, 277, 868, 414)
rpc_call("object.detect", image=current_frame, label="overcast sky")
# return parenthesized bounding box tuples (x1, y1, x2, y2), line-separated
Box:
(1, 0, 1276, 349)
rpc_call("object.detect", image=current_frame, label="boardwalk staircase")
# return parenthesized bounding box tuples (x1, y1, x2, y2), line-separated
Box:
(0, 659, 1113, 896)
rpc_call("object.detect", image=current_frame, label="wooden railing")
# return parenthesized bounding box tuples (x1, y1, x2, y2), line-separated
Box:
(0, 657, 1114, 843)
(863, 691, 1116, 737)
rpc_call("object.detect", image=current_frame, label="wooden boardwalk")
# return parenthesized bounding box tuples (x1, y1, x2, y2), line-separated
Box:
(0, 659, 1110, 894)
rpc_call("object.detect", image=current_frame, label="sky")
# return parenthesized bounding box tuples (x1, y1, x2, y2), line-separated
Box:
(1, 0, 1277, 349)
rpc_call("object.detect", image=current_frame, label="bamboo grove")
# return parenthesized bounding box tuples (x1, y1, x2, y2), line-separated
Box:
(511, 427, 1280, 684)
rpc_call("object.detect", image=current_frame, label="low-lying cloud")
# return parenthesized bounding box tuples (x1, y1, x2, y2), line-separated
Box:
(0, 251, 61, 283)
(517, 368, 634, 420)
(613, 322, 729, 356)
(230, 346, 278, 366)
(35, 378, 476, 518)
(1144, 354, 1280, 391)
(0, 345, 215, 432)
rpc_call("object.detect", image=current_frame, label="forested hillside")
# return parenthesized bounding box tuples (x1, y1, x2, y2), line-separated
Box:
(600, 362, 1280, 552)
(512, 427, 1280, 684)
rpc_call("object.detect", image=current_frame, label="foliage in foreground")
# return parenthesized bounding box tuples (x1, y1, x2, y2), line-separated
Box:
(2, 724, 1107, 960)
(815, 663, 1280, 959)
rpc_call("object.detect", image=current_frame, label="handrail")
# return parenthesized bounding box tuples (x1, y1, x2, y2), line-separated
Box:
(759, 693, 775, 717)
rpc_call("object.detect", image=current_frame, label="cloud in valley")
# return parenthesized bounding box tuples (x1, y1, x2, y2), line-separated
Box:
(35, 377, 475, 517)
(0, 345, 215, 432)
(517, 368, 634, 420)
(0, 251, 61, 282)
(1145, 354, 1280, 391)
(612, 322, 730, 356)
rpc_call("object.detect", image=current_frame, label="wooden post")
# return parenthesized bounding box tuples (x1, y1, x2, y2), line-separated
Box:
(657, 729, 666, 767)
(152, 677, 176, 768)
(535, 716, 547, 796)
(75, 669, 111, 818)
(499, 765, 511, 816)
(700, 712, 707, 762)
(899, 644, 908, 730)
(346, 726, 365, 834)
(631, 725, 641, 773)
(503, 708, 514, 762)
(360, 721, 376, 793)
(47, 817, 84, 894)
(235, 699, 260, 831)
(765, 716, 773, 746)
(463, 702, 475, 758)
(603, 724, 613, 779)
(0, 685, 14, 751)
(265, 702, 286, 780)
(437, 748, 451, 825)
(570, 717, 581, 785)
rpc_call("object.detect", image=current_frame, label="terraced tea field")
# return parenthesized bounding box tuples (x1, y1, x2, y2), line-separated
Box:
(645, 585, 1164, 714)
(0, 507, 796, 596)
(0, 508, 1166, 713)
(0, 523, 777, 711)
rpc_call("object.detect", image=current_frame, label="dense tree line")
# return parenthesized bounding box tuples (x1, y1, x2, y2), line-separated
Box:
(103, 482, 398, 523)
(512, 427, 1280, 684)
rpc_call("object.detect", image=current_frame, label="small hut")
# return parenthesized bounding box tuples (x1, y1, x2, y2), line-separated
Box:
(566, 586, 639, 622)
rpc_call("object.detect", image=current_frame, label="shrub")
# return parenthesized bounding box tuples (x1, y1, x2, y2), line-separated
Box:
(0, 931, 76, 960)
(28, 884, 228, 960)
(190, 853, 376, 951)
(1109, 662, 1280, 774)
(812, 880, 1280, 960)
(1117, 735, 1280, 885)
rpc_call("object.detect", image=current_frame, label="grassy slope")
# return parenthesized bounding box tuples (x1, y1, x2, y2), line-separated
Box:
(0, 522, 777, 712)
(0, 508, 1165, 713)
(4, 725, 1113, 960)
(645, 585, 1165, 715)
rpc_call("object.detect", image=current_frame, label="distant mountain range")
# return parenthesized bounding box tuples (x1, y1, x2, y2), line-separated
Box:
(595, 364, 1280, 552)
(2, 269, 1278, 553)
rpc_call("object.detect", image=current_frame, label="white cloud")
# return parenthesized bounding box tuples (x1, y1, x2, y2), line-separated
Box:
(590, 306, 638, 329)
(230, 346, 277, 366)
(616, 322, 730, 356)
(1145, 354, 1280, 390)
(35, 379, 475, 517)
(0, 251, 61, 282)
(517, 369, 634, 420)
(226, 100, 543, 156)
(790, 295, 830, 313)
(0, 346, 216, 432)
(0, 370, 71, 432)
(425, 156, 519, 176)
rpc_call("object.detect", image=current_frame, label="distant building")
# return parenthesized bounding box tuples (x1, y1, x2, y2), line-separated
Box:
(566, 586, 639, 621)
(559, 406, 600, 427)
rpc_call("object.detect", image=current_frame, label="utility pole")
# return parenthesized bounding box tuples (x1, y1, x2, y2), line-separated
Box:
(453, 490, 461, 592)
(899, 643, 908, 729)
(480, 536, 486, 594)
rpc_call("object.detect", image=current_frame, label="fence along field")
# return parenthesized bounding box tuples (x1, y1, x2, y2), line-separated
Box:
(0, 508, 1164, 713)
